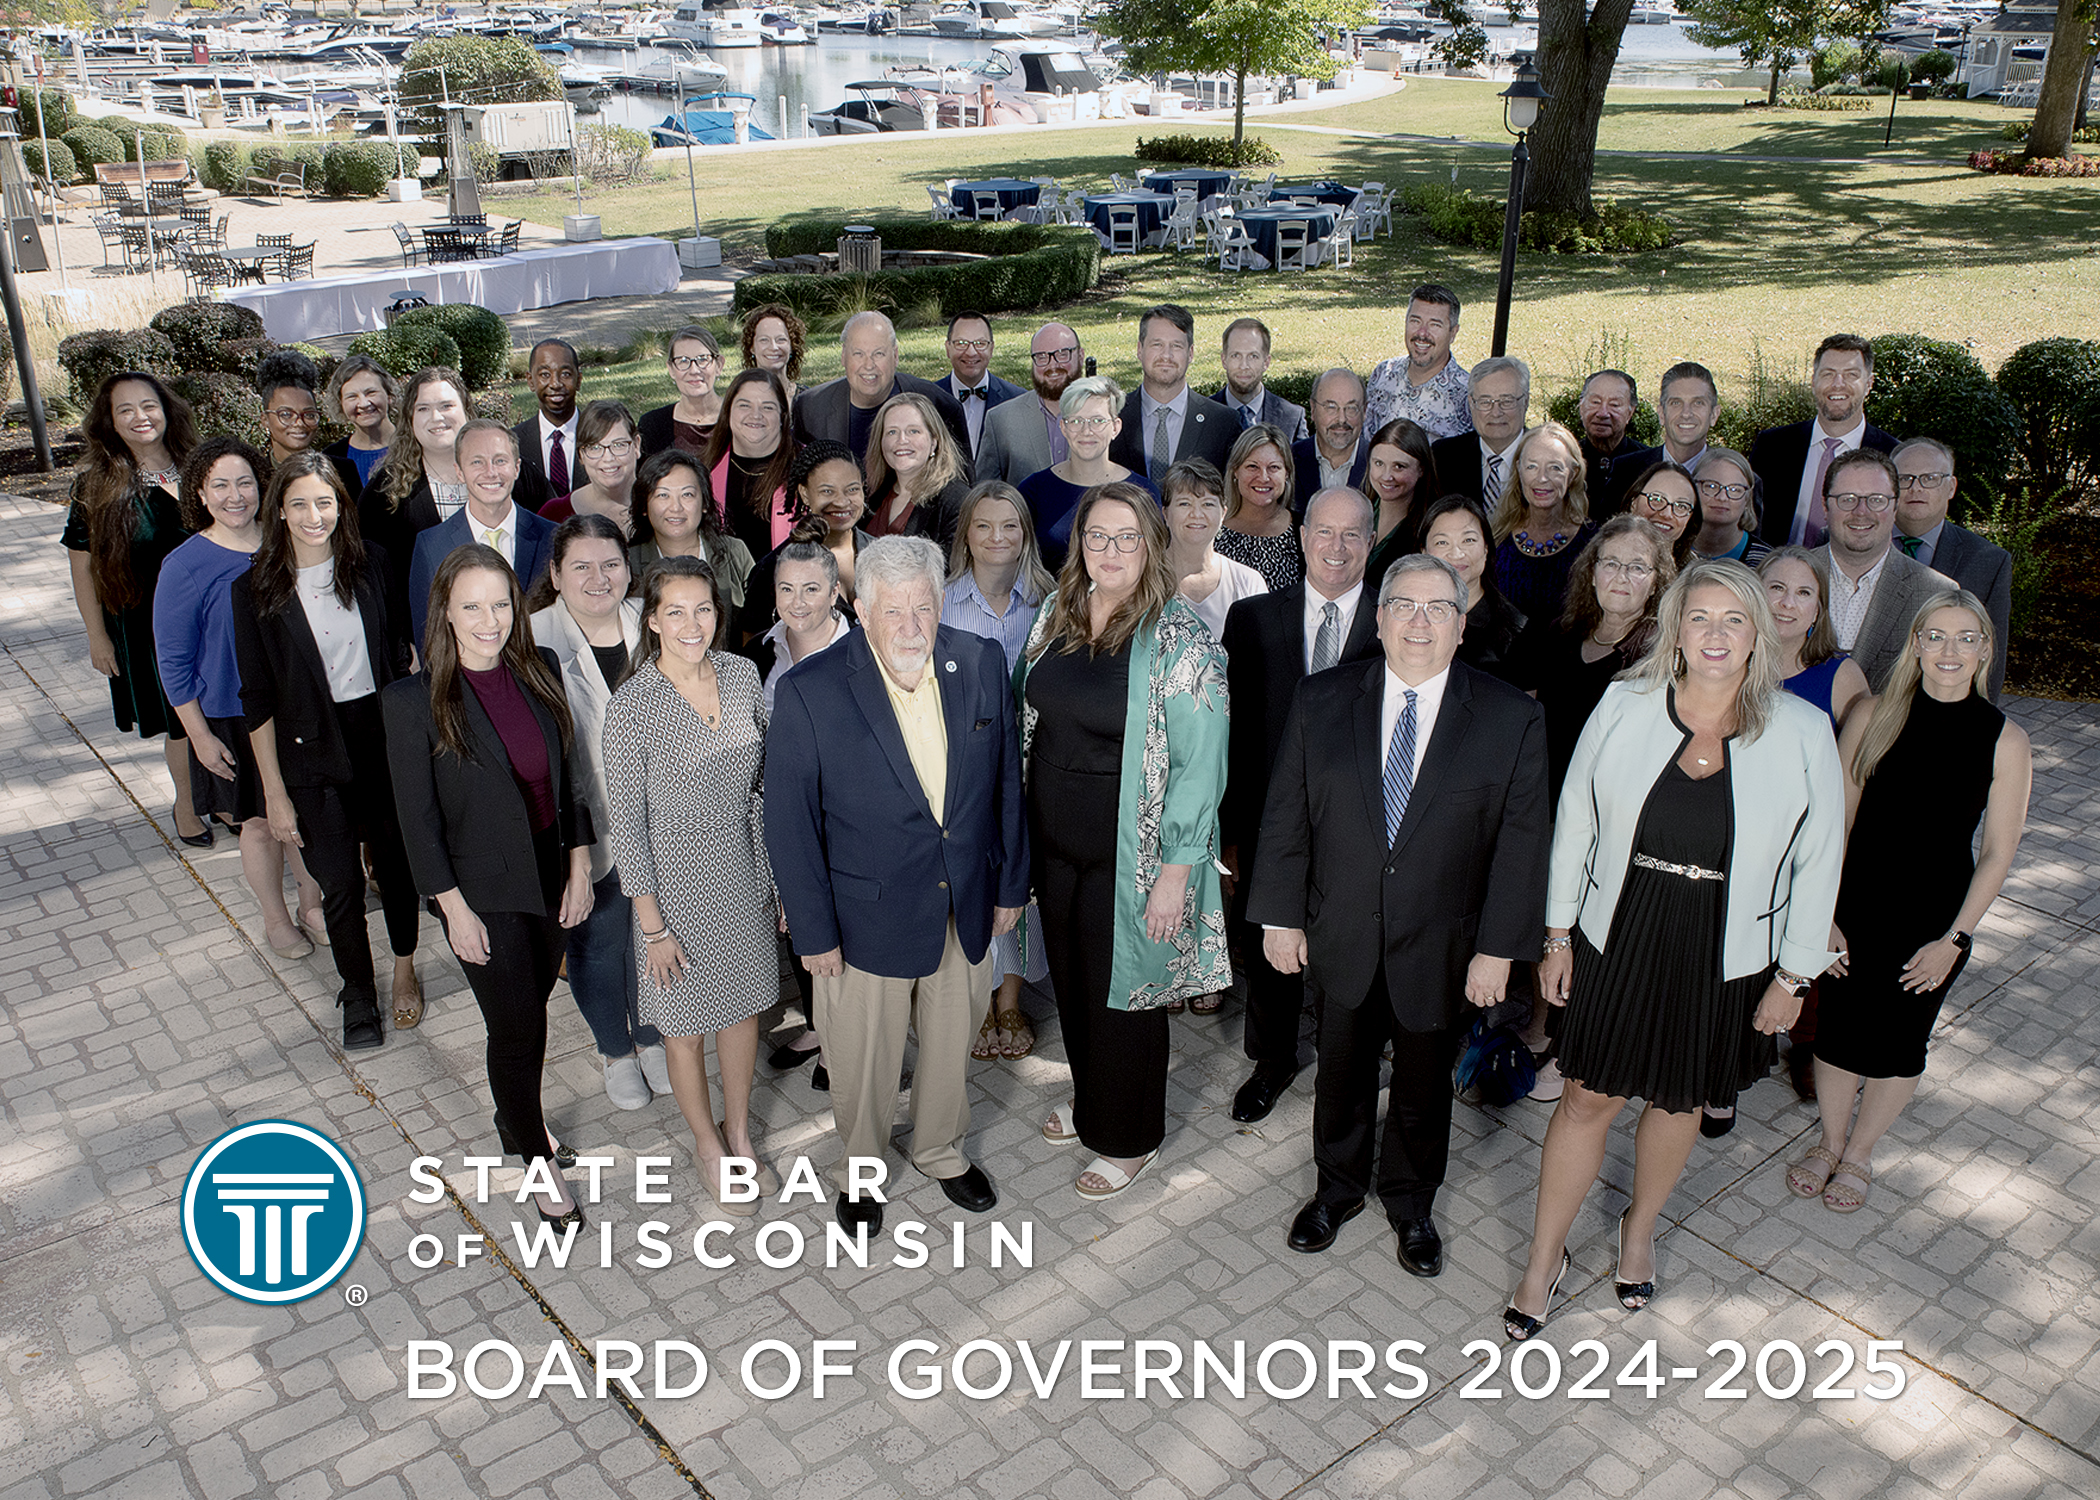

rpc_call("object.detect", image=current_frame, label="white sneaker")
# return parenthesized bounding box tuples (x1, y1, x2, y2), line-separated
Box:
(603, 1054, 650, 1110)
(1529, 1056, 1565, 1102)
(637, 1043, 672, 1097)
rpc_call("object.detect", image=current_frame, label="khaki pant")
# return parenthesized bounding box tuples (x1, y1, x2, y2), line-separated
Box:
(815, 919, 990, 1190)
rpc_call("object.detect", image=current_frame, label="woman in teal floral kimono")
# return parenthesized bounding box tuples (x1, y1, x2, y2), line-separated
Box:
(1014, 481, 1230, 1200)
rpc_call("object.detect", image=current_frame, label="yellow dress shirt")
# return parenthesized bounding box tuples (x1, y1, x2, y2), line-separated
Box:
(871, 650, 948, 824)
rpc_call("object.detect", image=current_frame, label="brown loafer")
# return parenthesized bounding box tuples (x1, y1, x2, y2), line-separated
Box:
(391, 967, 425, 1030)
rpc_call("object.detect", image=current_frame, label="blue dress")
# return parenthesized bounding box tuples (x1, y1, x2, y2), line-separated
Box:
(1784, 655, 1848, 728)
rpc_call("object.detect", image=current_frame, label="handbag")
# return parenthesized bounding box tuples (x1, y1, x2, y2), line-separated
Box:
(1452, 1017, 1537, 1108)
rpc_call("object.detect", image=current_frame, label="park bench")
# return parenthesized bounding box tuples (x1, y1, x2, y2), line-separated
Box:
(245, 162, 310, 200)
(93, 159, 193, 188)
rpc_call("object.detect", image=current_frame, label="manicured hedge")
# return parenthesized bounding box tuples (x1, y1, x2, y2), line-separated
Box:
(200, 140, 250, 194)
(150, 303, 267, 371)
(347, 326, 464, 383)
(61, 126, 123, 174)
(20, 88, 76, 140)
(1997, 338, 2100, 503)
(1865, 334, 2020, 494)
(170, 372, 267, 452)
(391, 304, 511, 390)
(24, 139, 76, 186)
(323, 141, 400, 199)
(739, 219, 1100, 320)
(56, 328, 180, 403)
(1134, 133, 1283, 167)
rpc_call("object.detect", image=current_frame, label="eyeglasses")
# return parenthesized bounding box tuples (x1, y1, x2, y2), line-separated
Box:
(585, 439, 636, 458)
(268, 407, 320, 425)
(1920, 628, 1985, 653)
(949, 338, 991, 354)
(1030, 346, 1079, 366)
(1472, 396, 1523, 414)
(1379, 596, 1461, 624)
(1896, 471, 1952, 489)
(1696, 480, 1749, 500)
(1829, 491, 1895, 513)
(1637, 493, 1695, 517)
(1081, 529, 1144, 554)
(1594, 558, 1655, 580)
(670, 354, 717, 372)
(1312, 401, 1363, 418)
(1063, 415, 1113, 433)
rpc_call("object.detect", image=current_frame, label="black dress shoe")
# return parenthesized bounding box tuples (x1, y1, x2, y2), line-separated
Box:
(539, 1201, 587, 1232)
(1699, 1106, 1737, 1139)
(810, 1062, 829, 1093)
(1395, 1216, 1443, 1277)
(176, 822, 215, 849)
(836, 1194, 883, 1236)
(341, 989, 384, 1052)
(768, 1038, 819, 1071)
(1230, 1064, 1298, 1123)
(493, 1113, 578, 1170)
(1287, 1197, 1364, 1254)
(936, 1163, 997, 1213)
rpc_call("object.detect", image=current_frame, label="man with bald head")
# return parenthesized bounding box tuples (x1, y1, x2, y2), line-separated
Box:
(792, 310, 971, 469)
(1220, 487, 1384, 1123)
(1892, 437, 2010, 700)
(976, 321, 1085, 484)
(1292, 369, 1370, 504)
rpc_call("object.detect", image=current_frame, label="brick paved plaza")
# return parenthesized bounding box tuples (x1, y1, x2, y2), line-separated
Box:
(2, 484, 2096, 1499)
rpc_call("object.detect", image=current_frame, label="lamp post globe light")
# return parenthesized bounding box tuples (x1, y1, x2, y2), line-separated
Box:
(1490, 56, 1550, 360)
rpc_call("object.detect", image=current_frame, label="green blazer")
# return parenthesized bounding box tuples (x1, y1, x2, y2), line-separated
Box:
(1015, 593, 1232, 1010)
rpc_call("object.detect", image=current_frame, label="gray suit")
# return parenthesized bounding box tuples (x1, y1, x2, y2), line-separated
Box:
(1815, 545, 1954, 693)
(1924, 522, 2012, 701)
(975, 392, 1061, 485)
(1211, 386, 1309, 444)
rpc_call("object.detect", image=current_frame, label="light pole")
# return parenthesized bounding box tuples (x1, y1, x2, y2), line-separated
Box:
(1490, 56, 1549, 360)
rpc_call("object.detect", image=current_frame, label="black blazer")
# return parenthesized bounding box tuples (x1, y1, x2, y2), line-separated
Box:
(1428, 432, 1490, 505)
(636, 402, 705, 463)
(1219, 584, 1380, 851)
(1751, 421, 1898, 546)
(1931, 521, 2012, 700)
(1247, 658, 1550, 1032)
(357, 472, 440, 621)
(380, 647, 592, 916)
(317, 438, 372, 501)
(1581, 435, 1650, 518)
(793, 373, 972, 472)
(736, 527, 874, 642)
(507, 414, 565, 506)
(1290, 435, 1369, 509)
(230, 548, 412, 787)
(1107, 390, 1237, 475)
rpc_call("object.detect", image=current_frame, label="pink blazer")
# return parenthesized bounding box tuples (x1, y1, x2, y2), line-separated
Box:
(711, 453, 795, 547)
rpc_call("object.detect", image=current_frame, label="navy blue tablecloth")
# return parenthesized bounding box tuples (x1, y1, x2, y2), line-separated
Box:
(1143, 169, 1237, 201)
(1236, 207, 1338, 267)
(1269, 180, 1359, 208)
(950, 178, 1043, 215)
(1082, 193, 1170, 248)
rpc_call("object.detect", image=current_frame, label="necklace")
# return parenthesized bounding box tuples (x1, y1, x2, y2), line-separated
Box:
(1511, 528, 1570, 558)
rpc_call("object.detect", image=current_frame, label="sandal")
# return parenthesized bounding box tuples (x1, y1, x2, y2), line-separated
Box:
(1504, 1249, 1572, 1343)
(1189, 992, 1224, 1016)
(995, 1008, 1034, 1059)
(1164, 998, 1186, 1014)
(1041, 1101, 1080, 1144)
(391, 967, 424, 1030)
(1823, 1160, 1872, 1213)
(971, 1012, 1001, 1061)
(1076, 1149, 1158, 1200)
(1786, 1144, 1841, 1198)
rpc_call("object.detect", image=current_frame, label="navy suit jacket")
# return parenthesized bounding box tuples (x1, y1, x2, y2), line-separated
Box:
(937, 370, 1023, 411)
(1213, 386, 1310, 444)
(407, 504, 557, 646)
(764, 626, 1030, 978)
(1751, 420, 1898, 546)
(1291, 435, 1369, 510)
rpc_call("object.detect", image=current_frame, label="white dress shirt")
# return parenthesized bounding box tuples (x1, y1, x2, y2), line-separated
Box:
(1315, 442, 1359, 494)
(1791, 418, 1867, 546)
(1827, 546, 1889, 650)
(1139, 386, 1190, 471)
(536, 412, 578, 487)
(1302, 579, 1365, 674)
(1479, 434, 1520, 499)
(949, 370, 989, 454)
(1382, 663, 1450, 790)
(469, 501, 518, 571)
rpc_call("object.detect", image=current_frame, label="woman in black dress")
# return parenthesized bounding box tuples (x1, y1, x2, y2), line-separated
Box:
(1790, 591, 2031, 1213)
(1488, 419, 1596, 625)
(699, 369, 798, 562)
(1419, 494, 1524, 684)
(61, 371, 204, 843)
(1505, 560, 1845, 1340)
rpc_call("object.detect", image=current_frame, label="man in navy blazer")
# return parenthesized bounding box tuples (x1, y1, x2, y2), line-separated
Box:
(933, 310, 1023, 459)
(765, 537, 1029, 1235)
(408, 420, 556, 645)
(1291, 369, 1370, 506)
(1752, 334, 1897, 548)
(1893, 437, 2012, 699)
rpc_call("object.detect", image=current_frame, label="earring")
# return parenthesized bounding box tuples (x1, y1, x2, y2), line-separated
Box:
(1673, 646, 1687, 679)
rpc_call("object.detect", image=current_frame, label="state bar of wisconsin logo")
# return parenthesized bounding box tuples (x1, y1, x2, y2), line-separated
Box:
(181, 1121, 366, 1304)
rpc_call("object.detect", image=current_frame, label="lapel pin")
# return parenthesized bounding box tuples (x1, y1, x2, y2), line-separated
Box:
(944, 660, 957, 673)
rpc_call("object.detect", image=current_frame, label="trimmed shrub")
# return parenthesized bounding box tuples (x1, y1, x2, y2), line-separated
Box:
(322, 140, 398, 199)
(576, 123, 651, 184)
(474, 388, 517, 424)
(1134, 133, 1284, 168)
(285, 342, 341, 395)
(20, 88, 76, 140)
(741, 220, 1100, 321)
(1997, 338, 2100, 504)
(1545, 390, 1663, 449)
(347, 325, 464, 383)
(1398, 182, 1673, 253)
(1773, 91, 1877, 112)
(60, 126, 123, 174)
(56, 328, 181, 403)
(391, 304, 511, 390)
(200, 140, 251, 194)
(1969, 148, 2100, 177)
(2000, 120, 2100, 145)
(149, 303, 267, 372)
(170, 372, 267, 452)
(24, 139, 76, 186)
(1913, 49, 1957, 83)
(1864, 334, 2020, 499)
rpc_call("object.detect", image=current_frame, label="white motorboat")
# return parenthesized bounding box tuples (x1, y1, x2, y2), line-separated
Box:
(666, 1, 767, 47)
(930, 1, 1063, 39)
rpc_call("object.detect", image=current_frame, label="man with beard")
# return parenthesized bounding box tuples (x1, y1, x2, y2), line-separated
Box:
(1753, 334, 1898, 549)
(1365, 285, 1471, 440)
(1292, 369, 1371, 503)
(975, 321, 1086, 485)
(1212, 317, 1308, 441)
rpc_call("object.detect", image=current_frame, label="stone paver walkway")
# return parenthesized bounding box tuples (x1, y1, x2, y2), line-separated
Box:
(1, 484, 2095, 1500)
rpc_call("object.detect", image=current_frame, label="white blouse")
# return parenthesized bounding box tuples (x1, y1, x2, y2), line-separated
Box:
(296, 561, 375, 702)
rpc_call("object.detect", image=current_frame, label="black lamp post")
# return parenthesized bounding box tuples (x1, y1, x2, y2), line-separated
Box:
(1490, 56, 1550, 359)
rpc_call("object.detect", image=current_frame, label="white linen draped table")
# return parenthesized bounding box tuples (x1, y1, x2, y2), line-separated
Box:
(224, 238, 682, 343)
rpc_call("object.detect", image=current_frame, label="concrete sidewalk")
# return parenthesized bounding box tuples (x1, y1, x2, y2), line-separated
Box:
(1, 482, 2096, 1500)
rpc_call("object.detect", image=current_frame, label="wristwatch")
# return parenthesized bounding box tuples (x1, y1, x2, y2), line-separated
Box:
(1949, 930, 1973, 952)
(1775, 968, 1813, 997)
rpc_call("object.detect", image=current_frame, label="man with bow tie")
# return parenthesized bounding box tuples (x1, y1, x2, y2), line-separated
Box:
(936, 311, 1022, 460)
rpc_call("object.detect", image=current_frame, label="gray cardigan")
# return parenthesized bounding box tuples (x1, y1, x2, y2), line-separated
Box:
(1547, 680, 1845, 981)
(531, 598, 643, 884)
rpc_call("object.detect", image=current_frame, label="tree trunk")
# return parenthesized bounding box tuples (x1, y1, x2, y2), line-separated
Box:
(2026, 0, 2098, 160)
(1526, 0, 1636, 219)
(1234, 62, 1248, 147)
(1767, 54, 1782, 106)
(2077, 46, 2097, 130)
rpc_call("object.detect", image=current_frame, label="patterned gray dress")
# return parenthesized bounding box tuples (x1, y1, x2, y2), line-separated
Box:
(602, 652, 779, 1034)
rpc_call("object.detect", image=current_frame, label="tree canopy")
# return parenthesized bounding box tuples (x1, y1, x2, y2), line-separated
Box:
(1092, 0, 1371, 145)
(398, 36, 563, 141)
(1682, 1, 1893, 105)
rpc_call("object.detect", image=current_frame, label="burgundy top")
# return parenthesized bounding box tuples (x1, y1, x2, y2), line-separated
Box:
(462, 664, 556, 831)
(673, 418, 712, 455)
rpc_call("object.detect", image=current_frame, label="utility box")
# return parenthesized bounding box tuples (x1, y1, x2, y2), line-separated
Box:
(464, 101, 575, 158)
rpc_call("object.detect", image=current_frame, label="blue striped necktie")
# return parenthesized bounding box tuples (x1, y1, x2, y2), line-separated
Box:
(1384, 688, 1418, 846)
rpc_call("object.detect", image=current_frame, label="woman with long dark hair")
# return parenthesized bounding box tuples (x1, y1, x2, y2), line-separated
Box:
(700, 368, 798, 563)
(627, 448, 755, 619)
(233, 451, 423, 1045)
(62, 370, 205, 842)
(357, 365, 471, 610)
(1361, 418, 1438, 585)
(383, 547, 596, 1226)
(1014, 481, 1230, 1199)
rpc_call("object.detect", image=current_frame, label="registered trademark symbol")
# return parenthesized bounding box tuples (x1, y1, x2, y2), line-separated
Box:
(344, 1285, 368, 1307)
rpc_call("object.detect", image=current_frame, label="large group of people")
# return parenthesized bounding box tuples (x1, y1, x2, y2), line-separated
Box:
(61, 296, 2032, 1325)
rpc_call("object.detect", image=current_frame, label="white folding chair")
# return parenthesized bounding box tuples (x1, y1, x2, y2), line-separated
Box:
(1110, 172, 1131, 192)
(1162, 196, 1200, 251)
(1358, 181, 1393, 237)
(1274, 220, 1310, 272)
(928, 183, 964, 221)
(1107, 207, 1141, 255)
(972, 189, 1005, 221)
(1324, 211, 1356, 269)
(1217, 216, 1258, 271)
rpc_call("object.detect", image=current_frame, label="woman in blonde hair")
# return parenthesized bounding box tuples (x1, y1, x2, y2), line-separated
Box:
(1504, 559, 1845, 1340)
(863, 391, 969, 548)
(1489, 419, 1596, 625)
(1789, 591, 2031, 1213)
(1015, 482, 1229, 1198)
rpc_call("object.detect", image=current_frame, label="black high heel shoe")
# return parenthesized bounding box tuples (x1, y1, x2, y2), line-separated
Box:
(1503, 1248, 1572, 1342)
(1614, 1210, 1655, 1312)
(493, 1113, 578, 1170)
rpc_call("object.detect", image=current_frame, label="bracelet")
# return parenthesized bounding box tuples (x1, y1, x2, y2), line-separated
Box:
(641, 928, 669, 944)
(1541, 935, 1572, 955)
(1775, 967, 1812, 993)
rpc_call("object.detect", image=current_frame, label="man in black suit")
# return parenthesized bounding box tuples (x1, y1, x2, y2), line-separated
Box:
(512, 338, 578, 509)
(933, 310, 1023, 460)
(1221, 487, 1383, 1124)
(1214, 316, 1308, 442)
(1574, 368, 1646, 517)
(1291, 369, 1369, 505)
(1250, 553, 1549, 1275)
(1753, 333, 1898, 548)
(1107, 304, 1236, 483)
(793, 311, 971, 469)
(1428, 357, 1530, 509)
(1605, 361, 1721, 517)
(1893, 437, 2012, 700)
